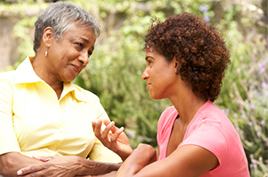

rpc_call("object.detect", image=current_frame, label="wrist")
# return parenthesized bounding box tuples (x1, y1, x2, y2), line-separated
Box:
(118, 149, 133, 161)
(76, 158, 120, 176)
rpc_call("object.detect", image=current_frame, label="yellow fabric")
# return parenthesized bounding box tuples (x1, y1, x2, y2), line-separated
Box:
(0, 57, 121, 163)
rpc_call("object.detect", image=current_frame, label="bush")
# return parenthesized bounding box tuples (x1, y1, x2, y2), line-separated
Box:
(2, 0, 267, 176)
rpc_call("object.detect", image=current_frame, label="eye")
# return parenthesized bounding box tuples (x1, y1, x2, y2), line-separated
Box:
(147, 60, 153, 66)
(87, 51, 92, 58)
(75, 42, 83, 50)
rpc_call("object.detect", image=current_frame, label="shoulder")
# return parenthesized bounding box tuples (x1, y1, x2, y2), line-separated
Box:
(160, 106, 177, 118)
(72, 84, 100, 102)
(158, 106, 178, 135)
(0, 71, 16, 88)
(159, 106, 177, 123)
(0, 70, 15, 81)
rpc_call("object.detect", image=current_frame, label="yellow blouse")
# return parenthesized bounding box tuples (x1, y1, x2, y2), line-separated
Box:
(0, 57, 121, 163)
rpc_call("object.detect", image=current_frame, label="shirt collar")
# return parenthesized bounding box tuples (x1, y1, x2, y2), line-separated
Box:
(15, 57, 87, 102)
(14, 56, 43, 84)
(61, 82, 88, 102)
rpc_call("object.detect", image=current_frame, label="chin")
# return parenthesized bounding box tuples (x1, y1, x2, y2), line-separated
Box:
(149, 93, 164, 100)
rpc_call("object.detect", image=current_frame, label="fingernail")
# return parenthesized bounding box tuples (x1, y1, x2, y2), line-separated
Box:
(17, 170, 22, 175)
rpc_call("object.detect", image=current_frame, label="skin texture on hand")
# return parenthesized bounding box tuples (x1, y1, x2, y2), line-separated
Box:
(16, 156, 82, 177)
(115, 144, 156, 177)
(17, 156, 121, 177)
(0, 152, 43, 177)
(92, 119, 133, 161)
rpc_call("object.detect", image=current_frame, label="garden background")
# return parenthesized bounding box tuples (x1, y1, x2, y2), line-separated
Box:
(0, 0, 267, 176)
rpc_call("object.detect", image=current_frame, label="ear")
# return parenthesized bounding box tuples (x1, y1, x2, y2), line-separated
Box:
(173, 57, 179, 74)
(42, 27, 54, 48)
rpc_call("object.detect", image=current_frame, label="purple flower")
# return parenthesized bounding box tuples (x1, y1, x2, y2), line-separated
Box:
(266, 35, 268, 47)
(225, 108, 230, 115)
(234, 113, 238, 119)
(241, 113, 246, 119)
(200, 4, 208, 13)
(258, 62, 266, 75)
(249, 121, 253, 127)
(250, 154, 254, 159)
(262, 99, 266, 105)
(257, 131, 261, 137)
(204, 16, 210, 23)
(261, 82, 267, 89)
(261, 120, 265, 126)
(250, 104, 255, 110)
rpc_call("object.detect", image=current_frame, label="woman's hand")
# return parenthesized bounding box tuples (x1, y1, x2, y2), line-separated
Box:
(115, 144, 156, 177)
(92, 119, 133, 161)
(17, 156, 82, 177)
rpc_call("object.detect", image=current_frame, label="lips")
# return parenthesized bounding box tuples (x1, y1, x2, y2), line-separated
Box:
(146, 83, 151, 89)
(71, 64, 81, 73)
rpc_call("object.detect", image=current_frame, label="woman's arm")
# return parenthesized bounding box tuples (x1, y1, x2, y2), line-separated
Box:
(92, 119, 133, 161)
(115, 144, 156, 177)
(16, 156, 121, 177)
(115, 144, 218, 177)
(0, 152, 43, 177)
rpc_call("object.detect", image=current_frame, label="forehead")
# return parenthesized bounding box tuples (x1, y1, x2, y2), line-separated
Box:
(63, 24, 96, 42)
(145, 49, 162, 58)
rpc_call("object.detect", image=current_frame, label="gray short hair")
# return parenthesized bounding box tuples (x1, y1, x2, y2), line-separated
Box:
(33, 1, 100, 53)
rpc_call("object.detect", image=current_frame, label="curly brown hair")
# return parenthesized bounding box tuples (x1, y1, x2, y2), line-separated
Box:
(143, 13, 230, 102)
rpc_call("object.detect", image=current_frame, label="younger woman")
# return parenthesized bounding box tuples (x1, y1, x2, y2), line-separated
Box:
(93, 13, 250, 177)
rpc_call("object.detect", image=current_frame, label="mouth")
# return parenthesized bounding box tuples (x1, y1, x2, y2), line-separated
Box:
(71, 64, 81, 73)
(146, 83, 151, 89)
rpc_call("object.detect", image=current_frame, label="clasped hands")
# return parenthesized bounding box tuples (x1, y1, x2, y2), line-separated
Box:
(16, 119, 155, 177)
(17, 155, 83, 177)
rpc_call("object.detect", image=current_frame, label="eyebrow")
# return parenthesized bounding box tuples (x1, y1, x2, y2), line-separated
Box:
(145, 56, 154, 61)
(80, 37, 90, 44)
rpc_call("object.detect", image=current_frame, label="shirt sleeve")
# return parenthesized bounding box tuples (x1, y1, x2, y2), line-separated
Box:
(89, 138, 122, 163)
(88, 95, 122, 163)
(0, 72, 21, 155)
(179, 122, 228, 166)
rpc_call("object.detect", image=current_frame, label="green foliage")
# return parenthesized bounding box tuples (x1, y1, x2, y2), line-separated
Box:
(2, 0, 267, 176)
(216, 33, 268, 176)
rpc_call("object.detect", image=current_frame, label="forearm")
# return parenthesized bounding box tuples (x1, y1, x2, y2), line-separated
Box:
(0, 152, 42, 177)
(115, 144, 156, 177)
(77, 157, 121, 176)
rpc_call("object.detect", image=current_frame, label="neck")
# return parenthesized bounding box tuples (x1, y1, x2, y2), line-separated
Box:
(169, 88, 207, 125)
(33, 54, 63, 99)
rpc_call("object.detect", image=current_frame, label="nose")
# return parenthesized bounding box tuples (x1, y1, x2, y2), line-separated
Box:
(78, 51, 89, 66)
(141, 68, 149, 80)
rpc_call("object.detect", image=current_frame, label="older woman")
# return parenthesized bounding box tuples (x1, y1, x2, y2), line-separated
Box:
(93, 13, 250, 177)
(0, 2, 122, 177)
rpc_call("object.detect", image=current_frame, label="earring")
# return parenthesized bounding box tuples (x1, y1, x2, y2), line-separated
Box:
(45, 48, 48, 57)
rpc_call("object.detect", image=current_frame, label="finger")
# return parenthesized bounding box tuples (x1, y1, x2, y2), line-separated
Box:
(17, 164, 43, 176)
(110, 127, 124, 142)
(102, 119, 111, 126)
(91, 121, 97, 131)
(32, 156, 52, 162)
(103, 119, 120, 133)
(100, 121, 115, 140)
(94, 120, 103, 137)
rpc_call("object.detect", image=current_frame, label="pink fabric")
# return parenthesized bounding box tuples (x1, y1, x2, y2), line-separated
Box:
(157, 100, 250, 177)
